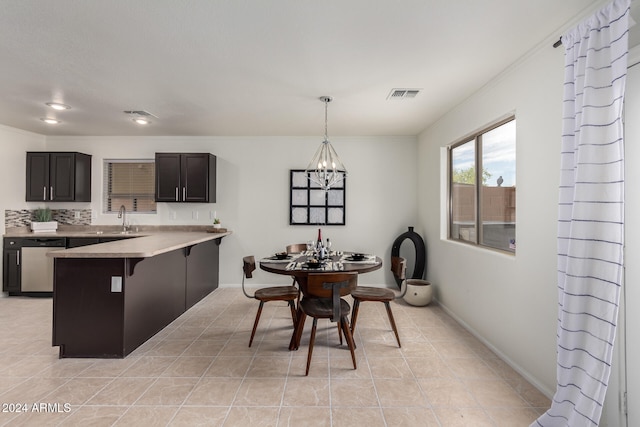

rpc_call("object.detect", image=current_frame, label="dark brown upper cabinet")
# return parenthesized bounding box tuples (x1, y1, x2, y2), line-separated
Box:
(26, 152, 92, 202)
(155, 153, 216, 203)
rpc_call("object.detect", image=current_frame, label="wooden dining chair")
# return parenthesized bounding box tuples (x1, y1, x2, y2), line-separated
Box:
(285, 243, 307, 302)
(286, 243, 307, 254)
(350, 256, 407, 347)
(241, 256, 299, 347)
(294, 272, 358, 375)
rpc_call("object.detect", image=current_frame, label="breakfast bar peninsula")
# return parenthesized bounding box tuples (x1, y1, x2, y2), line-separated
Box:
(49, 230, 231, 358)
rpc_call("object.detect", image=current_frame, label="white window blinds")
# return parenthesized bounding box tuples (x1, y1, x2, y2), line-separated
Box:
(103, 160, 156, 213)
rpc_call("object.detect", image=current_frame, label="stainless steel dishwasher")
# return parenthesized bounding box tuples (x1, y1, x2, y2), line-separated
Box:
(21, 237, 66, 293)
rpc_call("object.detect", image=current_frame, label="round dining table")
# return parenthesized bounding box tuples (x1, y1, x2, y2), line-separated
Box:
(259, 252, 383, 350)
(259, 253, 382, 284)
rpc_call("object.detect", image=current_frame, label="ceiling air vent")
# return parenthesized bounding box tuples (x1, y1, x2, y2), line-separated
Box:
(387, 88, 421, 100)
(123, 110, 157, 118)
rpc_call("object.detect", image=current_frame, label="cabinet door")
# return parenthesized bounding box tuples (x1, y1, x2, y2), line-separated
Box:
(72, 153, 92, 202)
(155, 153, 182, 202)
(50, 153, 75, 201)
(26, 152, 50, 201)
(3, 249, 20, 293)
(182, 153, 210, 202)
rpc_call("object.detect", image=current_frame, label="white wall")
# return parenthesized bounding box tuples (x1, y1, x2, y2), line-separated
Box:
(0, 125, 47, 234)
(417, 43, 564, 396)
(43, 135, 418, 288)
(417, 29, 635, 427)
(620, 49, 640, 427)
(0, 126, 47, 228)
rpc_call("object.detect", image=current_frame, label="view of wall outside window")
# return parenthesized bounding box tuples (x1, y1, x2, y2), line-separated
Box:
(103, 160, 157, 214)
(449, 118, 516, 253)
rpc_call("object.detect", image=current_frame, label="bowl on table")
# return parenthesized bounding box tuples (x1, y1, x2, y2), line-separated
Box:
(349, 253, 367, 261)
(274, 252, 289, 260)
(305, 258, 325, 268)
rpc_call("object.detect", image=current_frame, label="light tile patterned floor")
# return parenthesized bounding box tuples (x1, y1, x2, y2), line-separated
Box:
(0, 288, 549, 426)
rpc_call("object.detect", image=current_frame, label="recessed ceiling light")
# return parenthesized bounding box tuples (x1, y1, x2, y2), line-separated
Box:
(124, 110, 156, 125)
(46, 102, 71, 110)
(132, 117, 151, 125)
(40, 118, 61, 124)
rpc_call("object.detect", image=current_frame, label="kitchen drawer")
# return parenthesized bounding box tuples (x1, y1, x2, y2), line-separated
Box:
(4, 238, 25, 249)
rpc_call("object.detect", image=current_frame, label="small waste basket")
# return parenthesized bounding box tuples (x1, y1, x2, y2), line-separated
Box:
(403, 279, 433, 306)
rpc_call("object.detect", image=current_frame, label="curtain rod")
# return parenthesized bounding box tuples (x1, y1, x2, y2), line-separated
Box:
(553, 1, 637, 48)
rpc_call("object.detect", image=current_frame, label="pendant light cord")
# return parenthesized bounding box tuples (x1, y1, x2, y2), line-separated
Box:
(323, 96, 331, 142)
(325, 100, 328, 141)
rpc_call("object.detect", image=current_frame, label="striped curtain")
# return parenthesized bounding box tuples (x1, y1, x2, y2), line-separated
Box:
(534, 0, 630, 426)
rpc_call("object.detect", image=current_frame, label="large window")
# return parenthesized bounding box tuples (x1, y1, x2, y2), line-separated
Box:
(103, 160, 156, 214)
(449, 117, 516, 253)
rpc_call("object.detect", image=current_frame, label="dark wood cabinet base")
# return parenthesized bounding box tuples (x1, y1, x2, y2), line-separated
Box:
(52, 239, 219, 358)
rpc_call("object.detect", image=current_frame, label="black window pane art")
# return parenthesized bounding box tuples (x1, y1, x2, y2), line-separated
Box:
(290, 169, 345, 225)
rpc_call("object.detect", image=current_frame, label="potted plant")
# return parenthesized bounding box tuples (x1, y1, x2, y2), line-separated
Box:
(213, 218, 222, 229)
(31, 207, 58, 233)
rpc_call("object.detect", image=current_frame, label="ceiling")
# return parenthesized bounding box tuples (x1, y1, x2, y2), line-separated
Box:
(0, 0, 635, 137)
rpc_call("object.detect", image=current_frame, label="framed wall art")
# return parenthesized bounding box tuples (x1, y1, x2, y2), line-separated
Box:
(289, 169, 346, 225)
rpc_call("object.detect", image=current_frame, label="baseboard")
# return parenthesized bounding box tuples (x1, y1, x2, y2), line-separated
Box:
(435, 298, 555, 399)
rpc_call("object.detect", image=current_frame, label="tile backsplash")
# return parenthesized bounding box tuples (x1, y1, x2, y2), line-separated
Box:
(5, 209, 92, 228)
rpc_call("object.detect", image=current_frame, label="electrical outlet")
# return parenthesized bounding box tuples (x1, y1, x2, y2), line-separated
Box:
(74, 211, 81, 219)
(171, 212, 177, 220)
(111, 276, 122, 292)
(193, 211, 199, 219)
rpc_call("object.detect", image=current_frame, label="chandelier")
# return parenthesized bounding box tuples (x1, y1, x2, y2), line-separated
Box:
(306, 96, 347, 191)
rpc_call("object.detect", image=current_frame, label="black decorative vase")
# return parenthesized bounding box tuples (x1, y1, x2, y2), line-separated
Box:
(391, 226, 426, 289)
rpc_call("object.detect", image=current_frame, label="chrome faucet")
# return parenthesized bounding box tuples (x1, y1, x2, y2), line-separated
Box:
(117, 205, 127, 232)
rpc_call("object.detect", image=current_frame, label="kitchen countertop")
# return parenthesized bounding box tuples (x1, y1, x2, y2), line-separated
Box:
(3, 226, 231, 259)
(49, 231, 231, 258)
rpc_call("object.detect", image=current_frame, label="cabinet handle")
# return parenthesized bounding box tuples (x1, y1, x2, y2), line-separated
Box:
(43, 186, 46, 201)
(16, 252, 20, 266)
(175, 187, 179, 201)
(183, 187, 186, 201)
(50, 186, 54, 200)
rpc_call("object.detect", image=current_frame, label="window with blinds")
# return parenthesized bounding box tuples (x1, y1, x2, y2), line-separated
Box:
(103, 160, 156, 213)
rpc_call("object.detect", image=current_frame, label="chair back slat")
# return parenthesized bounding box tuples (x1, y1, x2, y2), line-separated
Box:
(391, 256, 406, 281)
(286, 243, 307, 254)
(306, 272, 357, 298)
(391, 256, 408, 299)
(243, 256, 256, 279)
(306, 272, 357, 322)
(241, 256, 256, 299)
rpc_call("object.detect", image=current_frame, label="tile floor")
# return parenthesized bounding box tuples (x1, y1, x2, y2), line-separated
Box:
(0, 288, 550, 426)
